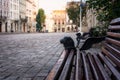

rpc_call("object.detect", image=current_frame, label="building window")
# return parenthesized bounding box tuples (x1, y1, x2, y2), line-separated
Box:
(54, 21, 56, 25)
(62, 21, 64, 25)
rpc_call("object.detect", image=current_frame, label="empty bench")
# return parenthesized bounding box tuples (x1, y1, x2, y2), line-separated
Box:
(76, 18, 120, 80)
(45, 49, 76, 80)
(46, 18, 120, 80)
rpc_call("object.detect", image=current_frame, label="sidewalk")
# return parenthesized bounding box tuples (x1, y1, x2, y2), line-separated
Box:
(0, 33, 75, 80)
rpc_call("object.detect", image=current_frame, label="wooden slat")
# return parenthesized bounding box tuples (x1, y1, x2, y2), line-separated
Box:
(108, 25, 120, 30)
(110, 18, 120, 25)
(75, 48, 82, 80)
(107, 32, 120, 38)
(58, 50, 74, 80)
(82, 51, 89, 80)
(92, 53, 111, 80)
(46, 50, 68, 80)
(106, 38, 120, 47)
(103, 43, 120, 59)
(102, 47, 120, 68)
(98, 53, 120, 80)
(70, 55, 76, 80)
(87, 53, 99, 80)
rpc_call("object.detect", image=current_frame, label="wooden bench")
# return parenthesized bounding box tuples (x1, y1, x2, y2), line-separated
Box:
(46, 18, 120, 80)
(76, 18, 120, 80)
(45, 49, 76, 80)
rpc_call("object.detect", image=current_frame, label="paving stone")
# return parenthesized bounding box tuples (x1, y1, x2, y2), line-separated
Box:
(36, 72, 48, 77)
(0, 33, 75, 80)
(33, 76, 45, 80)
(17, 77, 32, 80)
(3, 76, 18, 80)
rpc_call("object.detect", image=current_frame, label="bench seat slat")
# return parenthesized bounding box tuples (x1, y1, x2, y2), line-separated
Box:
(103, 43, 120, 59)
(87, 54, 99, 80)
(46, 50, 68, 80)
(59, 50, 74, 80)
(102, 47, 120, 68)
(92, 53, 111, 80)
(98, 53, 120, 80)
(82, 51, 89, 80)
(110, 18, 120, 25)
(107, 32, 120, 38)
(106, 38, 120, 47)
(108, 25, 120, 30)
(76, 49, 82, 80)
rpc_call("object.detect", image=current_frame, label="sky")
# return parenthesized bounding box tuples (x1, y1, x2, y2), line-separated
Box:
(39, 0, 81, 15)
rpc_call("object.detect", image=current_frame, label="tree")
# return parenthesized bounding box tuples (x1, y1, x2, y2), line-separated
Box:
(36, 8, 46, 32)
(85, 0, 120, 37)
(86, 0, 120, 24)
(66, 1, 80, 27)
(66, 1, 86, 31)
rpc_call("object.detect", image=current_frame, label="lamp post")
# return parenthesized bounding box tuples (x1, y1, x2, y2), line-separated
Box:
(80, 0, 82, 32)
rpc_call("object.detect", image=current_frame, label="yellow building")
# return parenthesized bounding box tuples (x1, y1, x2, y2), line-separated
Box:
(52, 10, 67, 32)
(26, 0, 38, 32)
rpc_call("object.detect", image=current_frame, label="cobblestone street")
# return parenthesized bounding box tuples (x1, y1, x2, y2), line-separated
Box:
(0, 33, 76, 80)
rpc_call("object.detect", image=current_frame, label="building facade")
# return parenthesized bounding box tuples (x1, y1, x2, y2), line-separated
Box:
(26, 0, 37, 32)
(45, 14, 54, 32)
(52, 10, 67, 32)
(19, 0, 27, 32)
(0, 0, 38, 33)
(0, 0, 9, 32)
(8, 0, 20, 32)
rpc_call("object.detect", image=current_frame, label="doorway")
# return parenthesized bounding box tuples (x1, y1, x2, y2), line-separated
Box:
(0, 22, 2, 32)
(5, 22, 7, 32)
(23, 23, 25, 32)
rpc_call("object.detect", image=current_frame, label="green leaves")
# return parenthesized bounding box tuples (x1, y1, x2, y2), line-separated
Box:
(36, 8, 46, 31)
(87, 0, 120, 22)
(90, 26, 107, 37)
(66, 1, 80, 25)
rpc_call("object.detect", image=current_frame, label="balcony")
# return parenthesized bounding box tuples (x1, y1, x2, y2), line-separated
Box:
(0, 16, 7, 21)
(20, 16, 28, 22)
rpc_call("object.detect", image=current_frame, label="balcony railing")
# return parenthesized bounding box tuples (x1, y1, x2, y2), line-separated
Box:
(0, 16, 7, 21)
(20, 16, 28, 22)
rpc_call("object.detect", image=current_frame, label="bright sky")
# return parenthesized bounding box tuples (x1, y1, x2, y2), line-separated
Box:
(39, 0, 80, 15)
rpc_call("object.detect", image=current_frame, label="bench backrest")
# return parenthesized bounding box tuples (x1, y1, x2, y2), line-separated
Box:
(102, 18, 120, 67)
(100, 18, 120, 79)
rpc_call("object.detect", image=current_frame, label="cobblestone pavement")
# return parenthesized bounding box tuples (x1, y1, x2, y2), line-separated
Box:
(0, 33, 76, 80)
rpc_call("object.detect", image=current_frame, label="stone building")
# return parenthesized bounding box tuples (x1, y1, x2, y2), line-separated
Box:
(45, 14, 54, 32)
(26, 0, 37, 32)
(8, 0, 20, 32)
(78, 5, 98, 32)
(0, 0, 9, 32)
(19, 0, 27, 32)
(52, 10, 67, 32)
(0, 0, 38, 33)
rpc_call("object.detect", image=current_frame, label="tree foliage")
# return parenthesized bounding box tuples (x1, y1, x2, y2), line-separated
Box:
(86, 0, 120, 22)
(66, 1, 80, 26)
(66, 1, 86, 27)
(86, 0, 120, 37)
(36, 8, 46, 32)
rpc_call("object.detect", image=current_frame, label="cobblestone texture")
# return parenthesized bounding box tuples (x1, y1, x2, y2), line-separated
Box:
(0, 33, 76, 80)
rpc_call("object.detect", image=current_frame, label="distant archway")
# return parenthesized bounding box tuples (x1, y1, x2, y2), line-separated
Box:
(67, 27, 70, 31)
(0, 22, 2, 32)
(23, 23, 25, 32)
(5, 22, 7, 32)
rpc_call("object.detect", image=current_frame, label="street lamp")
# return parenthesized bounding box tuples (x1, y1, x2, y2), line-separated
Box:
(80, 0, 82, 32)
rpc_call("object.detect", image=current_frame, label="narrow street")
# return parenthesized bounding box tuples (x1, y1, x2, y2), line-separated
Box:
(0, 33, 76, 80)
